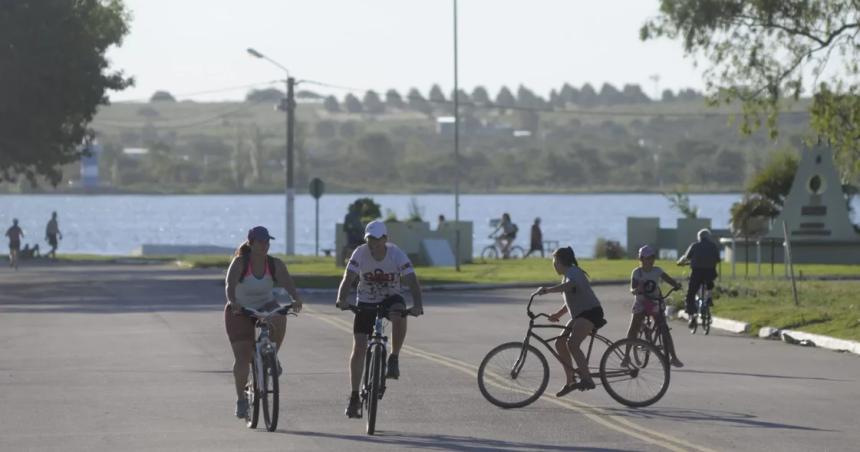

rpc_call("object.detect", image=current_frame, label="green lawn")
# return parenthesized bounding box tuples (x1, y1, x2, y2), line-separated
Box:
(712, 280, 860, 342)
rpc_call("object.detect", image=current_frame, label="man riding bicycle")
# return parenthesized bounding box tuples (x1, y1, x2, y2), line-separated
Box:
(677, 229, 720, 329)
(336, 220, 424, 418)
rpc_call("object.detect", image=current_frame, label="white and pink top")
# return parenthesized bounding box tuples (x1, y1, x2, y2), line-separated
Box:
(235, 258, 275, 309)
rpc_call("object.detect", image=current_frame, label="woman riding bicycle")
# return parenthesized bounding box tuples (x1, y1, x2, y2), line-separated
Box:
(224, 226, 303, 419)
(623, 245, 684, 368)
(534, 246, 606, 397)
(489, 213, 518, 259)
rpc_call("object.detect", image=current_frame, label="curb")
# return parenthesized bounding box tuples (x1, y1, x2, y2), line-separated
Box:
(674, 312, 860, 357)
(675, 311, 750, 334)
(768, 328, 860, 355)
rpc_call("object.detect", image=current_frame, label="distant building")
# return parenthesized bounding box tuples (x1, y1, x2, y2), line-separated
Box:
(122, 147, 150, 158)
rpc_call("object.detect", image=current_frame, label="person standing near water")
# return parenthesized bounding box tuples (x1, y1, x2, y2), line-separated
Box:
(45, 211, 63, 259)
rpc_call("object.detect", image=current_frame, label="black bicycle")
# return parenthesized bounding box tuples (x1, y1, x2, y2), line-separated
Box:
(348, 304, 416, 435)
(690, 283, 712, 335)
(241, 303, 294, 432)
(635, 287, 680, 367)
(477, 294, 670, 408)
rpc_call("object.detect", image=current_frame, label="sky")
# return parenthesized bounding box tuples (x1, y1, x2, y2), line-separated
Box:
(106, 0, 706, 103)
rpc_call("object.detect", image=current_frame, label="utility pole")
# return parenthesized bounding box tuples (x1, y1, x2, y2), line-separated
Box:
(285, 76, 296, 255)
(453, 0, 461, 271)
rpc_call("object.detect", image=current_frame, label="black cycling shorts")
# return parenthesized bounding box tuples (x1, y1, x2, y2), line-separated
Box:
(353, 294, 406, 335)
(574, 306, 607, 330)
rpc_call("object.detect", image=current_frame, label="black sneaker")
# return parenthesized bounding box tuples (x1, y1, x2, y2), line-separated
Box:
(345, 393, 361, 418)
(688, 316, 697, 329)
(386, 354, 400, 380)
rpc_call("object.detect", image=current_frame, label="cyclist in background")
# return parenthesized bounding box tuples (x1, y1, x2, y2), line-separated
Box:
(623, 245, 684, 368)
(678, 228, 720, 329)
(489, 212, 517, 258)
(224, 226, 304, 419)
(336, 220, 424, 418)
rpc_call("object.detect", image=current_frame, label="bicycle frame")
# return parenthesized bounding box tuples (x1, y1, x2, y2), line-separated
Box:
(242, 305, 293, 390)
(515, 294, 616, 380)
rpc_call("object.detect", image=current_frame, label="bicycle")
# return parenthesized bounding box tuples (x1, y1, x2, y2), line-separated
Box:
(477, 293, 670, 409)
(634, 287, 680, 369)
(481, 236, 525, 259)
(241, 303, 295, 432)
(690, 283, 712, 335)
(347, 303, 417, 435)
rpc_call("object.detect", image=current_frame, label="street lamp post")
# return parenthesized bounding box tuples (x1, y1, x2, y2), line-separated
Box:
(453, 0, 461, 271)
(247, 48, 296, 255)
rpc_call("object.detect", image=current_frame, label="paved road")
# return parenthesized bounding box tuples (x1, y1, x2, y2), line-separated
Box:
(1, 263, 858, 451)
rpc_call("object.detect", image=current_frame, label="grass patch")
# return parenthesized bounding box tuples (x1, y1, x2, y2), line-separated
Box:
(712, 280, 860, 342)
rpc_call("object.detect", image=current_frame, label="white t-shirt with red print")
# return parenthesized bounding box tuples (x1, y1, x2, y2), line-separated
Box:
(346, 243, 415, 304)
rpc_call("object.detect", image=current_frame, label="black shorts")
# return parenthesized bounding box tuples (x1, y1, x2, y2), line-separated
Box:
(353, 294, 406, 335)
(47, 234, 58, 248)
(9, 241, 20, 252)
(574, 306, 607, 330)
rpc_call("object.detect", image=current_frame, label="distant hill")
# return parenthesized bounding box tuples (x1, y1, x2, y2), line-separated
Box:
(4, 84, 816, 194)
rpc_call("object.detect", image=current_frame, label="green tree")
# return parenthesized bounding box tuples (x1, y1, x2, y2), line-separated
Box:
(495, 86, 516, 108)
(471, 86, 491, 104)
(407, 88, 433, 115)
(664, 188, 699, 219)
(747, 150, 799, 207)
(150, 90, 176, 102)
(385, 89, 405, 109)
(323, 95, 340, 112)
(641, 0, 860, 181)
(344, 93, 363, 113)
(246, 88, 284, 103)
(428, 84, 447, 104)
(0, 0, 133, 185)
(363, 90, 385, 114)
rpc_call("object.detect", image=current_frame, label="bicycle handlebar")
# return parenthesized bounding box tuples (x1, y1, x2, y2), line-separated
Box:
(343, 304, 418, 318)
(639, 286, 680, 301)
(240, 304, 294, 319)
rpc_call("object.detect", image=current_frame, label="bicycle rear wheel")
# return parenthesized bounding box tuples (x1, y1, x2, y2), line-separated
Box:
(481, 246, 498, 260)
(245, 358, 260, 429)
(365, 345, 384, 435)
(600, 338, 669, 408)
(477, 342, 549, 409)
(261, 354, 279, 431)
(509, 246, 525, 259)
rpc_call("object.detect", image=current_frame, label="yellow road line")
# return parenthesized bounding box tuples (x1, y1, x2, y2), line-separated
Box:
(303, 307, 715, 452)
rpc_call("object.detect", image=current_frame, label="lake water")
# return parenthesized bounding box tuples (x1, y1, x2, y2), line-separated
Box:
(1, 194, 857, 257)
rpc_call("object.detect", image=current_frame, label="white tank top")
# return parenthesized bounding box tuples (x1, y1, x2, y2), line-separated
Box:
(235, 257, 275, 309)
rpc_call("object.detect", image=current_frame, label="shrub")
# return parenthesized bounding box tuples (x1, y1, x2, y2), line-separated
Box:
(594, 238, 625, 259)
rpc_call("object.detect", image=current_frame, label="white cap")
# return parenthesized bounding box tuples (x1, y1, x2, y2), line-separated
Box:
(364, 220, 387, 239)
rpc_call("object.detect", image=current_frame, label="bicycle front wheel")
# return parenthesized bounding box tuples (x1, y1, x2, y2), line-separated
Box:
(481, 246, 498, 260)
(477, 342, 549, 409)
(261, 354, 279, 431)
(366, 345, 384, 435)
(245, 359, 260, 429)
(634, 325, 654, 368)
(600, 338, 669, 408)
(509, 246, 525, 259)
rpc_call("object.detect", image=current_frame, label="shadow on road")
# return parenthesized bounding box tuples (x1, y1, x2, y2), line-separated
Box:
(599, 406, 837, 433)
(674, 368, 852, 382)
(286, 430, 631, 451)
